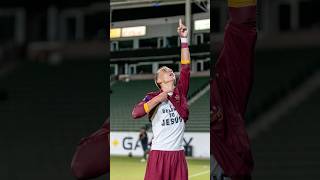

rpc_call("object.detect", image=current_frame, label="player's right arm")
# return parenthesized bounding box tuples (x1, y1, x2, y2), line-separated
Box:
(132, 92, 168, 119)
(177, 19, 191, 98)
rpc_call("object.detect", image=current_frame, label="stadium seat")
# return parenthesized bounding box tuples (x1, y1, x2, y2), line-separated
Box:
(252, 89, 320, 179)
(246, 48, 320, 123)
(110, 76, 209, 132)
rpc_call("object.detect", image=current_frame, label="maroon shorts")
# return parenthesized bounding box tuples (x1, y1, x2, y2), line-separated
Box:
(144, 150, 188, 180)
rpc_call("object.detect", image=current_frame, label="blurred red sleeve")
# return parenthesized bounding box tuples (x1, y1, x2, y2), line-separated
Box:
(71, 119, 109, 179)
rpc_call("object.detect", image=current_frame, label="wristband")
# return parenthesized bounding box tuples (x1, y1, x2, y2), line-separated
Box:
(180, 37, 188, 43)
(181, 48, 190, 64)
(181, 59, 190, 64)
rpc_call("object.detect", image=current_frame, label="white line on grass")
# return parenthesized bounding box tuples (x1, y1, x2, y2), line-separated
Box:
(189, 170, 210, 178)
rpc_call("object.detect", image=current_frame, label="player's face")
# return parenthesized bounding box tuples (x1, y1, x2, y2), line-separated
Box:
(157, 67, 175, 85)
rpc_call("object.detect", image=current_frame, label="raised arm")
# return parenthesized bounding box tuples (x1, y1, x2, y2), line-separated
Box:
(177, 19, 191, 97)
(215, 0, 257, 114)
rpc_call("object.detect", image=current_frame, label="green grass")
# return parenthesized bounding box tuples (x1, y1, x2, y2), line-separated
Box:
(111, 156, 210, 180)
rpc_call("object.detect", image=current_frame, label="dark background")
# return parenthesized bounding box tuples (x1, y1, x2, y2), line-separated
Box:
(211, 0, 320, 179)
(0, 0, 109, 179)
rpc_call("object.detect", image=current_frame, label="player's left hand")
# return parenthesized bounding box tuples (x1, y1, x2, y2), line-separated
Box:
(177, 18, 188, 38)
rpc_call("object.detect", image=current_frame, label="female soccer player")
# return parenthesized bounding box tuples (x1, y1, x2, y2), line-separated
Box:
(211, 0, 257, 180)
(132, 19, 190, 180)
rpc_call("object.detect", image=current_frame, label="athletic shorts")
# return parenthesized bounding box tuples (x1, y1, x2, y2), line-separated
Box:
(144, 150, 188, 180)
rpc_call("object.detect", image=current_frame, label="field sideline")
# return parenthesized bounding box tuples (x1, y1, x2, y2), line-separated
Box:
(111, 156, 210, 180)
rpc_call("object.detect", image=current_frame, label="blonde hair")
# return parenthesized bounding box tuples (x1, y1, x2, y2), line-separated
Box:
(154, 66, 176, 89)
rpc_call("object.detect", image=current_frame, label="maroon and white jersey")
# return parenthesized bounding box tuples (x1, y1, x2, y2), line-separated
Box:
(151, 100, 185, 151)
(132, 38, 191, 151)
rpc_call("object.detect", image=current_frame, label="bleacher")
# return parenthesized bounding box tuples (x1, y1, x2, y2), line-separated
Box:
(186, 91, 209, 132)
(252, 89, 320, 179)
(0, 61, 107, 180)
(246, 48, 320, 123)
(110, 76, 209, 132)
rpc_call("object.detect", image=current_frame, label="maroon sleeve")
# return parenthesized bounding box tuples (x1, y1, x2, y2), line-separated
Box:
(132, 95, 151, 119)
(177, 55, 190, 97)
(71, 119, 109, 179)
(211, 5, 257, 177)
(132, 101, 147, 119)
(216, 6, 257, 114)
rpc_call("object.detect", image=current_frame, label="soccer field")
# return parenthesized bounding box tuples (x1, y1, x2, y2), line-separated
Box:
(110, 156, 210, 180)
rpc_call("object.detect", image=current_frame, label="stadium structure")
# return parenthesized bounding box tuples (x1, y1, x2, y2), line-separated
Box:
(0, 0, 319, 179)
(109, 0, 320, 179)
(109, 1, 211, 179)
